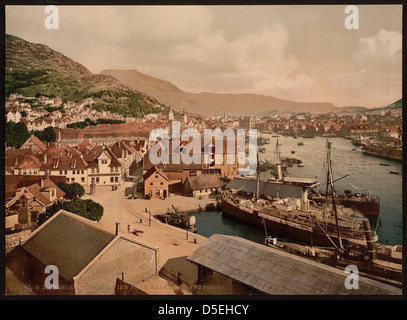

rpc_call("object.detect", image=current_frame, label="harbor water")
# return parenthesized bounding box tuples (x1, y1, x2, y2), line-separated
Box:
(194, 135, 402, 246)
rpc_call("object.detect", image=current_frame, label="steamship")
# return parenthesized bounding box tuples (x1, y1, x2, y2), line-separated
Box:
(222, 141, 376, 249)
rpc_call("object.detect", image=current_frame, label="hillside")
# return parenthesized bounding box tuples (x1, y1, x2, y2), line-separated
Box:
(5, 35, 167, 118)
(384, 99, 402, 109)
(101, 69, 338, 115)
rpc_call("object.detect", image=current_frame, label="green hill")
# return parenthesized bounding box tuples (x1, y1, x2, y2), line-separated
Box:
(5, 34, 167, 118)
(384, 99, 402, 109)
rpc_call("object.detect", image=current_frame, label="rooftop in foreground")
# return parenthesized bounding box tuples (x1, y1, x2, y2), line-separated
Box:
(187, 234, 401, 295)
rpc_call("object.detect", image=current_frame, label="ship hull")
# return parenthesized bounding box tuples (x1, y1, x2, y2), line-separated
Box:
(221, 198, 361, 247)
(311, 194, 379, 216)
(362, 146, 402, 161)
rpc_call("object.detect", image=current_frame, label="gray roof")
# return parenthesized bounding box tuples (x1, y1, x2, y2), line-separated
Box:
(187, 234, 401, 295)
(225, 177, 303, 199)
(22, 211, 115, 280)
(186, 174, 224, 190)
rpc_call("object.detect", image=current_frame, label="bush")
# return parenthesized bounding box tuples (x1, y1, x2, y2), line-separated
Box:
(57, 182, 85, 199)
(38, 198, 104, 225)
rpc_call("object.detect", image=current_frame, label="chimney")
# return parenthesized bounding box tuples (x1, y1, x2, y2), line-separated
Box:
(115, 222, 120, 235)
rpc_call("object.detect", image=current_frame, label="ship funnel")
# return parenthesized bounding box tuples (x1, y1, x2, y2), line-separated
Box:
(276, 163, 283, 182)
(363, 220, 376, 260)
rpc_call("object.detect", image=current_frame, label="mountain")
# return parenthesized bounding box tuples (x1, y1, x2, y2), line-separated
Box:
(383, 99, 402, 109)
(334, 106, 368, 113)
(101, 69, 338, 115)
(5, 34, 166, 118)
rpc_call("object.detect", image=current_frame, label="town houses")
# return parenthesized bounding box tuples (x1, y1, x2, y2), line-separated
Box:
(5, 175, 66, 232)
(5, 135, 147, 194)
(5, 93, 124, 130)
(5, 92, 402, 207)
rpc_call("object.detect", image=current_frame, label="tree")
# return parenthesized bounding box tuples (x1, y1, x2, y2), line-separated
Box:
(57, 182, 85, 199)
(33, 126, 56, 143)
(38, 198, 104, 226)
(6, 121, 30, 148)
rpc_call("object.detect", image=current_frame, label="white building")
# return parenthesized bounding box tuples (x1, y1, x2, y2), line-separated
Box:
(6, 110, 22, 123)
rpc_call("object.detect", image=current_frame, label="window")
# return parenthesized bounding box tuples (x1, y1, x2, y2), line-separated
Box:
(77, 170, 80, 174)
(110, 168, 114, 173)
(67, 178, 70, 183)
(115, 167, 118, 172)
(110, 177, 114, 183)
(101, 159, 107, 164)
(72, 178, 75, 182)
(64, 170, 67, 174)
(72, 170, 75, 175)
(115, 177, 118, 183)
(81, 177, 85, 183)
(155, 175, 158, 179)
(92, 168, 95, 173)
(160, 182, 164, 186)
(150, 182, 153, 186)
(96, 177, 100, 184)
(59, 170, 63, 175)
(81, 170, 84, 174)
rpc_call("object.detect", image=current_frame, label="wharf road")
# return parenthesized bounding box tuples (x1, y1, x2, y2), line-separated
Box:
(82, 169, 209, 270)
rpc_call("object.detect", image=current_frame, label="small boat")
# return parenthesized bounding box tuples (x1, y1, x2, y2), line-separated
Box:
(298, 142, 304, 146)
(379, 163, 389, 166)
(291, 151, 295, 154)
(297, 163, 304, 167)
(389, 171, 399, 175)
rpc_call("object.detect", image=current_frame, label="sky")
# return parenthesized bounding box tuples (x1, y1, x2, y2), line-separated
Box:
(6, 5, 402, 108)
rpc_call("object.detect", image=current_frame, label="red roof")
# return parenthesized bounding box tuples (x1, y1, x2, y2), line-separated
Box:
(17, 154, 44, 169)
(7, 178, 65, 206)
(42, 154, 88, 171)
(27, 135, 47, 152)
(143, 166, 169, 181)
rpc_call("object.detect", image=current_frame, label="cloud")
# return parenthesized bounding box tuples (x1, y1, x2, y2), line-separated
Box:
(354, 29, 402, 62)
(158, 23, 315, 99)
(6, 6, 314, 99)
(330, 70, 366, 88)
(63, 7, 316, 99)
(328, 29, 401, 106)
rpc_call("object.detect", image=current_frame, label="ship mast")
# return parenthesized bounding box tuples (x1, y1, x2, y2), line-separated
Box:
(274, 138, 283, 182)
(325, 140, 344, 252)
(256, 150, 260, 202)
